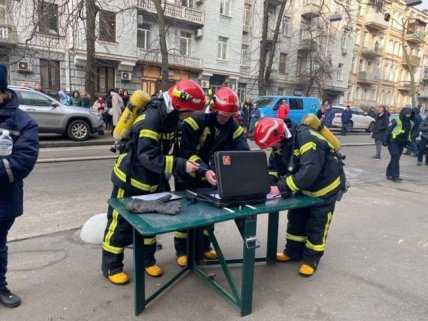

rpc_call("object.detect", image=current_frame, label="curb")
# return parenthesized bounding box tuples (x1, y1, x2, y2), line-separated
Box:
(40, 139, 115, 149)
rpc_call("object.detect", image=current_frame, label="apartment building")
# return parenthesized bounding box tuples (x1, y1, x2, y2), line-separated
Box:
(344, 0, 428, 111)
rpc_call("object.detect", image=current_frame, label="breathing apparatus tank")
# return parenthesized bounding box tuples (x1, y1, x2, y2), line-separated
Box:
(301, 113, 341, 151)
(110, 90, 151, 153)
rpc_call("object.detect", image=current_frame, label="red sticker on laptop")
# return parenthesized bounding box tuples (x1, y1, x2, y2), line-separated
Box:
(222, 155, 231, 165)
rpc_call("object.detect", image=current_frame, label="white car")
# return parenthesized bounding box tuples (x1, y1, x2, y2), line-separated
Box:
(331, 106, 375, 132)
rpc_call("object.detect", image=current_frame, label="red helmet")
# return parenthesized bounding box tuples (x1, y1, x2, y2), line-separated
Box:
(254, 117, 286, 149)
(167, 79, 206, 112)
(212, 87, 240, 116)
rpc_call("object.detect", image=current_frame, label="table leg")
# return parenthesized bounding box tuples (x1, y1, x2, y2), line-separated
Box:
(133, 228, 146, 315)
(187, 229, 195, 268)
(266, 211, 279, 264)
(240, 214, 257, 316)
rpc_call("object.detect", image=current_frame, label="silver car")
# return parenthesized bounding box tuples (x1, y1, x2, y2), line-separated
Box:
(10, 86, 104, 141)
(331, 105, 375, 132)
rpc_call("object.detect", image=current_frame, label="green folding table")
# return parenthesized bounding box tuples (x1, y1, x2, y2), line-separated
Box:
(108, 192, 322, 317)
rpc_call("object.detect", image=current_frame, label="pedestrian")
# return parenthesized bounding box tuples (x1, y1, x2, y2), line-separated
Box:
(58, 90, 70, 105)
(110, 88, 123, 134)
(240, 97, 253, 134)
(122, 89, 130, 109)
(341, 105, 352, 136)
(79, 90, 91, 108)
(317, 104, 326, 120)
(248, 103, 261, 134)
(70, 90, 81, 106)
(34, 82, 46, 94)
(0, 64, 39, 308)
(101, 79, 205, 284)
(371, 106, 389, 160)
(92, 96, 107, 113)
(367, 107, 377, 119)
(322, 101, 335, 128)
(417, 116, 428, 166)
(404, 107, 422, 157)
(383, 107, 414, 182)
(254, 117, 343, 277)
(105, 89, 114, 132)
(174, 87, 249, 267)
(276, 99, 290, 120)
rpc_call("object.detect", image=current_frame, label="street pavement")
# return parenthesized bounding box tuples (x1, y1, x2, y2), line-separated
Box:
(2, 132, 428, 321)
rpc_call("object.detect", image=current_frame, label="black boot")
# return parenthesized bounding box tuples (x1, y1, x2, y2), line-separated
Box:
(0, 287, 21, 308)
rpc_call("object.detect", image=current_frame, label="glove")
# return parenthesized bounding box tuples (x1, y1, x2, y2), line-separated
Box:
(277, 177, 293, 199)
(382, 139, 388, 147)
(126, 195, 182, 215)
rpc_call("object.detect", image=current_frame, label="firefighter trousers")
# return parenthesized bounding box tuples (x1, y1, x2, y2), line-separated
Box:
(174, 228, 212, 257)
(102, 186, 157, 276)
(283, 193, 337, 269)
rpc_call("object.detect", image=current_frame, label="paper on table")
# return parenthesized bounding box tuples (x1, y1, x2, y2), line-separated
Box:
(266, 193, 281, 200)
(209, 193, 222, 199)
(131, 192, 182, 201)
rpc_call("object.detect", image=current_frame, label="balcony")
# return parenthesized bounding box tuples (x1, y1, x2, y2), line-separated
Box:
(355, 98, 378, 107)
(357, 71, 380, 85)
(138, 0, 204, 26)
(137, 48, 202, 70)
(0, 24, 17, 47)
(401, 55, 421, 68)
(397, 81, 412, 91)
(405, 31, 426, 45)
(31, 33, 66, 50)
(298, 38, 317, 52)
(268, 0, 283, 5)
(360, 42, 383, 57)
(364, 12, 388, 31)
(301, 1, 321, 19)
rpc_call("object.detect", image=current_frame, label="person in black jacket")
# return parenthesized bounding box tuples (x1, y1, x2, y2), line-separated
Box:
(174, 87, 249, 267)
(417, 116, 428, 166)
(254, 117, 343, 277)
(0, 65, 39, 308)
(341, 105, 352, 136)
(371, 106, 389, 160)
(101, 79, 205, 285)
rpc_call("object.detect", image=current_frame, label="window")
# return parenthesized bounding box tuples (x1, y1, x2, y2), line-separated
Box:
(40, 59, 60, 91)
(217, 36, 228, 60)
(99, 10, 116, 42)
(289, 98, 303, 110)
(243, 4, 251, 29)
(341, 33, 347, 50)
(179, 31, 192, 56)
(220, 0, 231, 16)
(282, 16, 290, 37)
(18, 91, 52, 107)
(237, 83, 247, 103)
(241, 45, 249, 66)
(96, 67, 115, 94)
(337, 63, 343, 81)
(0, 0, 6, 24)
(279, 53, 287, 74)
(38, 1, 58, 34)
(181, 0, 194, 7)
(137, 23, 151, 49)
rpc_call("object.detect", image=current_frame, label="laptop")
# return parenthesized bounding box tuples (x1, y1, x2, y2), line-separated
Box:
(192, 150, 270, 208)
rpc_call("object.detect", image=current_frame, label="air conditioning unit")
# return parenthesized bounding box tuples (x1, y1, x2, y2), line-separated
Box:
(121, 72, 132, 81)
(17, 61, 32, 73)
(200, 80, 210, 88)
(195, 28, 203, 39)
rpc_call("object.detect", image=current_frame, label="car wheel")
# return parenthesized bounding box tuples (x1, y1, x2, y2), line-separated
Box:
(67, 120, 90, 141)
(366, 122, 374, 133)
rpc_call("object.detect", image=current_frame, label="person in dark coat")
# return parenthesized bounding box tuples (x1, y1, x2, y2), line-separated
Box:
(0, 65, 39, 308)
(322, 102, 335, 128)
(371, 106, 389, 159)
(340, 105, 352, 136)
(240, 98, 252, 134)
(404, 107, 422, 156)
(417, 116, 428, 166)
(383, 107, 414, 182)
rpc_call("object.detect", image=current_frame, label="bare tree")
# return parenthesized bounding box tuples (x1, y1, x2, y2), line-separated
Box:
(153, 0, 170, 91)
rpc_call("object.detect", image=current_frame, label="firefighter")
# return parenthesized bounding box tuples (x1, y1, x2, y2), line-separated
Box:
(102, 79, 206, 285)
(174, 87, 249, 267)
(254, 117, 342, 277)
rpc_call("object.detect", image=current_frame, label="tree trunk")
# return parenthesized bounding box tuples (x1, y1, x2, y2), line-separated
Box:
(85, 0, 97, 102)
(258, 1, 270, 95)
(154, 0, 170, 91)
(401, 18, 416, 107)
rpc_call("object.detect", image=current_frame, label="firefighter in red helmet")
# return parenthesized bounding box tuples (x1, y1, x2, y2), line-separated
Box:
(254, 117, 343, 277)
(173, 86, 250, 267)
(102, 79, 205, 285)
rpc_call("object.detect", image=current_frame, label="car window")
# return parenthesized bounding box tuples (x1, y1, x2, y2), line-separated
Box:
(289, 98, 303, 110)
(18, 91, 52, 107)
(252, 97, 277, 108)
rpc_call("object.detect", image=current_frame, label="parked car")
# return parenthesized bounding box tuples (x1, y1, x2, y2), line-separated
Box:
(10, 86, 104, 141)
(252, 95, 320, 124)
(331, 106, 375, 132)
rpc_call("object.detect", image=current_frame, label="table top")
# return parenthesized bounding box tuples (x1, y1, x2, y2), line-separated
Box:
(108, 192, 322, 236)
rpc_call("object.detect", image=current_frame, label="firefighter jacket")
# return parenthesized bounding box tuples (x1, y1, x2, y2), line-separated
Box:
(271, 124, 341, 198)
(180, 112, 249, 181)
(0, 90, 39, 220)
(111, 98, 186, 194)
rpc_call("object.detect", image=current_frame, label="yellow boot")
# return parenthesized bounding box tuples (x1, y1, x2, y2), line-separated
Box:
(107, 272, 129, 285)
(276, 252, 291, 262)
(203, 250, 218, 260)
(145, 264, 163, 277)
(299, 264, 315, 277)
(176, 255, 187, 267)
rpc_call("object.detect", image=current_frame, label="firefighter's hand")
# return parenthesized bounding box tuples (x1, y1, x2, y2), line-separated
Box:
(205, 170, 217, 186)
(270, 185, 280, 196)
(185, 161, 199, 174)
(277, 177, 292, 199)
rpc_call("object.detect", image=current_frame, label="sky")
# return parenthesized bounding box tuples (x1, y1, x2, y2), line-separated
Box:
(416, 2, 428, 10)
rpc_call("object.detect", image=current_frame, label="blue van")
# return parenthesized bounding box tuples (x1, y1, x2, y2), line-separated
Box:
(252, 96, 320, 124)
